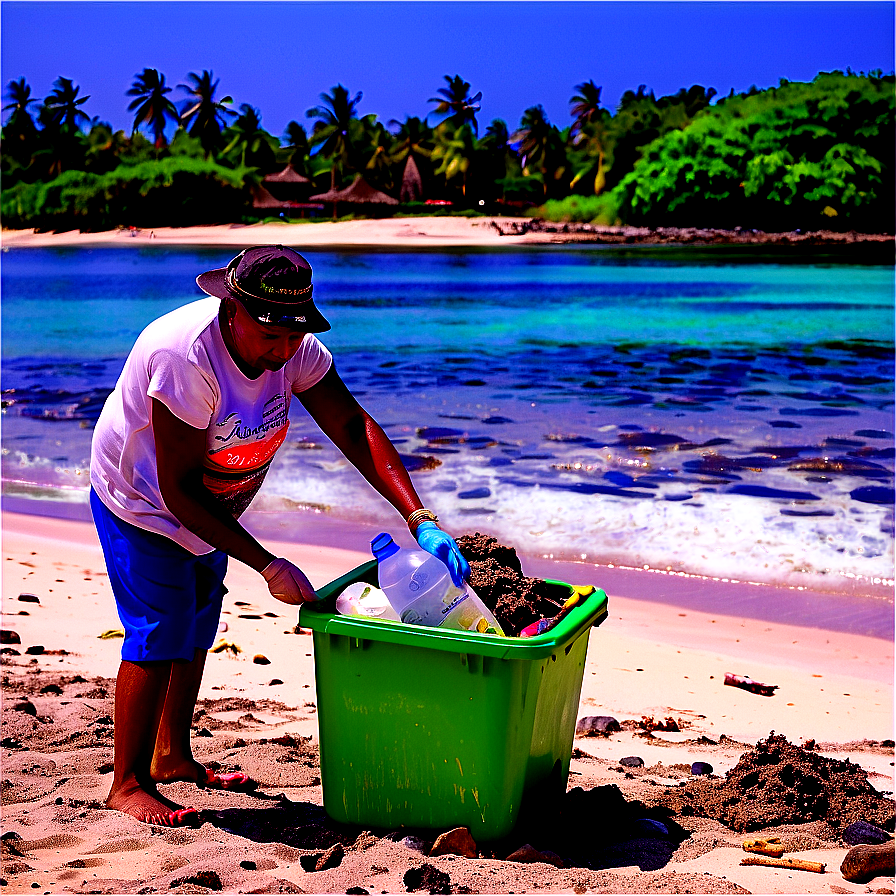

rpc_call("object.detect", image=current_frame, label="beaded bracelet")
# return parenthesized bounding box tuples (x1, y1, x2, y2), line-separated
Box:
(406, 508, 439, 532)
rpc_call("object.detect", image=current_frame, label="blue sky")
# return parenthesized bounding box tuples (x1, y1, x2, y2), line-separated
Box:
(2, 1, 893, 141)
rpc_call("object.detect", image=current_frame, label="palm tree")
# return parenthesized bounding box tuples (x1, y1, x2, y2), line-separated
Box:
(569, 80, 605, 141)
(359, 114, 394, 191)
(306, 84, 363, 190)
(222, 103, 278, 170)
(3, 77, 39, 135)
(428, 75, 481, 134)
(282, 120, 311, 174)
(42, 77, 90, 131)
(431, 121, 477, 197)
(2, 77, 40, 167)
(513, 105, 567, 198)
(38, 77, 91, 176)
(127, 68, 179, 148)
(389, 116, 433, 201)
(179, 70, 235, 154)
(568, 81, 611, 194)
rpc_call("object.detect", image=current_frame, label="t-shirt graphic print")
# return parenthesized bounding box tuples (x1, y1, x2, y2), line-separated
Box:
(204, 390, 292, 516)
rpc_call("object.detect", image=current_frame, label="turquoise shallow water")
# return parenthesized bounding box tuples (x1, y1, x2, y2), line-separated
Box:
(2, 245, 893, 599)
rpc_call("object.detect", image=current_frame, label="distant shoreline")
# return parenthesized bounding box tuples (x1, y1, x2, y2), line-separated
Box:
(2, 216, 894, 253)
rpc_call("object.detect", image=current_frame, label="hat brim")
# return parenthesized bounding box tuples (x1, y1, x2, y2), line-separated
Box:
(196, 268, 331, 333)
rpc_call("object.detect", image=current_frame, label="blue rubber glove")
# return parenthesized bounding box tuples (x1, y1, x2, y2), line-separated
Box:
(414, 521, 470, 587)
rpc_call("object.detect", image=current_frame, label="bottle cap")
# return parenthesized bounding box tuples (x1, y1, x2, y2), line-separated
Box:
(370, 532, 400, 561)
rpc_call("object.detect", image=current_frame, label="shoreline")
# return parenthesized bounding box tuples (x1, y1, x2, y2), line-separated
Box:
(1, 507, 893, 894)
(4, 494, 894, 640)
(3, 217, 895, 252)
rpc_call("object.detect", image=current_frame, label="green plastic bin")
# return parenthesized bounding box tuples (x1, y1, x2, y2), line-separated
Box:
(299, 560, 608, 840)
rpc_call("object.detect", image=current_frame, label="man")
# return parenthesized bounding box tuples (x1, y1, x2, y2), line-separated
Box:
(90, 245, 468, 826)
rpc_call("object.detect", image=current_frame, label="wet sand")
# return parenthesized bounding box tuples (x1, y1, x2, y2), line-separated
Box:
(2, 510, 893, 894)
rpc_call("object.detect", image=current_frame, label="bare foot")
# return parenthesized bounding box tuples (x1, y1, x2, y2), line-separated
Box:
(106, 778, 199, 827)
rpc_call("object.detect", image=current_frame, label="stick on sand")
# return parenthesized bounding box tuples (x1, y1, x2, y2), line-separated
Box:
(740, 856, 826, 873)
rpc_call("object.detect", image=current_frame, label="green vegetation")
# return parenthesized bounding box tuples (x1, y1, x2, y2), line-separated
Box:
(2, 69, 893, 232)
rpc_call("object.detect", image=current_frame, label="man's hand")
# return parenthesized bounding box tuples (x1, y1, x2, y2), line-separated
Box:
(261, 558, 319, 605)
(414, 522, 470, 587)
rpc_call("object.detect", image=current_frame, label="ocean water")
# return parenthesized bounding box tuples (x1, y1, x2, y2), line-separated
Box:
(2, 245, 893, 599)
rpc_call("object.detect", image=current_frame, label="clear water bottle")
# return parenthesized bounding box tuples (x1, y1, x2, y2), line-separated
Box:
(370, 533, 504, 636)
(335, 582, 401, 621)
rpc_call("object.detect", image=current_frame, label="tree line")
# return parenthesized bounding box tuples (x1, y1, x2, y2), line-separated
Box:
(1, 67, 893, 232)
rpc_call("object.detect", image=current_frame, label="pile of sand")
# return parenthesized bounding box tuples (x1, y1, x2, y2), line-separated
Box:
(652, 733, 896, 833)
(456, 532, 570, 635)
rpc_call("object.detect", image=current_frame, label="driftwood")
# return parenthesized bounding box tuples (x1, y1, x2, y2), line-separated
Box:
(740, 856, 826, 873)
(724, 672, 778, 696)
(743, 837, 785, 858)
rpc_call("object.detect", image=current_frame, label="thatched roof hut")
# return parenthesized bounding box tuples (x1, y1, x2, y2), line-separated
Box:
(251, 185, 291, 209)
(263, 166, 311, 185)
(399, 155, 423, 203)
(310, 175, 399, 213)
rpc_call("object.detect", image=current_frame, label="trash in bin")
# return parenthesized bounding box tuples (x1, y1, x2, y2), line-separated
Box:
(300, 559, 608, 840)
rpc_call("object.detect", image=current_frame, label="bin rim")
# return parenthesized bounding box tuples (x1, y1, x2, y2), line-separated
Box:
(300, 559, 608, 659)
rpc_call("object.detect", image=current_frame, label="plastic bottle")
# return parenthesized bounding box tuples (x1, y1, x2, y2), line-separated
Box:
(371, 533, 504, 635)
(335, 582, 401, 621)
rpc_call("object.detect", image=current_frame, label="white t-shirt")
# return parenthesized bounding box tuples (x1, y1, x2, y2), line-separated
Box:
(90, 298, 333, 554)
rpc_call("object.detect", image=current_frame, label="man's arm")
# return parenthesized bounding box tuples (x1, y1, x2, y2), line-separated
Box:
(297, 366, 470, 585)
(152, 397, 277, 571)
(295, 366, 423, 518)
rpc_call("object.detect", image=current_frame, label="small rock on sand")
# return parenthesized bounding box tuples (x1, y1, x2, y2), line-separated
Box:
(429, 826, 477, 858)
(0, 630, 21, 645)
(620, 756, 644, 768)
(505, 844, 566, 867)
(576, 715, 620, 736)
(843, 820, 893, 846)
(17, 594, 40, 604)
(404, 864, 452, 894)
(253, 654, 271, 665)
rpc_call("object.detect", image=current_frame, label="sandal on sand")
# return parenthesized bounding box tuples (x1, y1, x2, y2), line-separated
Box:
(169, 807, 200, 825)
(203, 769, 252, 790)
(841, 840, 895, 883)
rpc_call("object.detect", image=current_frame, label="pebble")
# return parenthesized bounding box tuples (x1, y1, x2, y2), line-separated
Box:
(429, 827, 477, 858)
(252, 654, 271, 665)
(620, 756, 644, 768)
(239, 860, 256, 871)
(400, 836, 429, 853)
(505, 844, 565, 867)
(0, 631, 22, 645)
(25, 646, 44, 655)
(14, 701, 37, 716)
(843, 820, 893, 846)
(691, 761, 714, 776)
(17, 594, 40, 604)
(575, 715, 620, 736)
(315, 843, 344, 871)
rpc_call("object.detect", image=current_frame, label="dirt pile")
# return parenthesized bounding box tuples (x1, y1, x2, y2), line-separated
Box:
(654, 733, 896, 833)
(456, 533, 569, 636)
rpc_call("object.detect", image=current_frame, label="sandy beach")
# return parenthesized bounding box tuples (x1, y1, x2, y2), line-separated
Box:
(3, 217, 894, 252)
(3, 217, 894, 893)
(2, 509, 893, 895)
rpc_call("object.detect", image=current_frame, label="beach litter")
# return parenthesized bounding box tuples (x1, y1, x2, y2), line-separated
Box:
(742, 836, 785, 857)
(723, 672, 778, 696)
(210, 639, 241, 655)
(740, 855, 826, 873)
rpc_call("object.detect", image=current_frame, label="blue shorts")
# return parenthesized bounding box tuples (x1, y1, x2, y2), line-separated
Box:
(90, 489, 228, 662)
